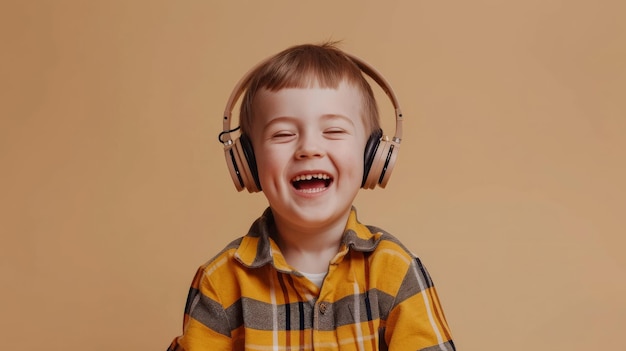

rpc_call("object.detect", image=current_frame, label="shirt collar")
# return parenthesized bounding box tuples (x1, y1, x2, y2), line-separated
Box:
(234, 207, 382, 271)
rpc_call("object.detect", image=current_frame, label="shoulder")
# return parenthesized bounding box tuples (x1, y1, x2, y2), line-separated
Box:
(361, 226, 438, 304)
(366, 225, 417, 261)
(195, 237, 245, 280)
(194, 208, 277, 282)
(365, 225, 436, 284)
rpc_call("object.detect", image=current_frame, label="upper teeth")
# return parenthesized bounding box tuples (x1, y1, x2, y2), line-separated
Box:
(291, 173, 330, 182)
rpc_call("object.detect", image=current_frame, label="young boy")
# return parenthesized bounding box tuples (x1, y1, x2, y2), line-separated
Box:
(168, 43, 455, 351)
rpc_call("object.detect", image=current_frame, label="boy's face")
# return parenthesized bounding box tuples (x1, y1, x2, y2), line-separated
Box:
(250, 81, 368, 230)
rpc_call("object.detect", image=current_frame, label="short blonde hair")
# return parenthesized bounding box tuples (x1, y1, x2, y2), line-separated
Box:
(239, 42, 381, 136)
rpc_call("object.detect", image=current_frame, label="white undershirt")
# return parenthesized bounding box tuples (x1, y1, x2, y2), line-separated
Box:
(300, 271, 327, 288)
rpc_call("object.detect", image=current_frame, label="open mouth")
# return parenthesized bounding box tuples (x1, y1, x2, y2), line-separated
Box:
(291, 173, 333, 193)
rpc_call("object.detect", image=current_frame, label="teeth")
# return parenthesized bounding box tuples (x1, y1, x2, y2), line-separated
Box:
(299, 187, 325, 193)
(291, 173, 330, 182)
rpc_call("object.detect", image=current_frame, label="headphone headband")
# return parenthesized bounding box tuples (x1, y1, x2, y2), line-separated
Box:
(220, 53, 403, 146)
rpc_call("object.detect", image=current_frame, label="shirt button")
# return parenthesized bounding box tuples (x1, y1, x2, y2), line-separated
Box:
(319, 303, 327, 314)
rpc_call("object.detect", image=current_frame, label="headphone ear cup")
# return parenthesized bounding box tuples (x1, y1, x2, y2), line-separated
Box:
(224, 139, 245, 192)
(224, 135, 261, 193)
(363, 134, 400, 189)
(362, 129, 383, 188)
(239, 134, 262, 192)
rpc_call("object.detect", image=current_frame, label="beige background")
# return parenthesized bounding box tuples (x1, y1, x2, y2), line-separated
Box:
(1, 1, 625, 350)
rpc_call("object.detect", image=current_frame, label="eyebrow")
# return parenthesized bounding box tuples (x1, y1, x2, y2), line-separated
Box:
(320, 114, 355, 126)
(262, 114, 355, 131)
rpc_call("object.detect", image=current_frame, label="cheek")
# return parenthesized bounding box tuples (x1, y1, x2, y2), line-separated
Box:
(254, 146, 287, 180)
(337, 145, 366, 174)
(254, 151, 274, 176)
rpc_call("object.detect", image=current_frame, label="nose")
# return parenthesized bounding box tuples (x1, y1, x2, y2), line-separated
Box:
(295, 133, 325, 159)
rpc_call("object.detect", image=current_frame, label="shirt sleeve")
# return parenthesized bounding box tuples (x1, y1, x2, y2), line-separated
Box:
(384, 257, 456, 351)
(167, 265, 234, 351)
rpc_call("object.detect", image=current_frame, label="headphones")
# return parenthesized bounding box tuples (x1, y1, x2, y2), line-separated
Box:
(218, 52, 403, 193)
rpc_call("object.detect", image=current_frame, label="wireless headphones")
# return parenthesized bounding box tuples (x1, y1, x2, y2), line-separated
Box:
(218, 51, 404, 193)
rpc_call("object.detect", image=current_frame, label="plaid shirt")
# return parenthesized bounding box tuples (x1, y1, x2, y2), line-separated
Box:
(168, 208, 455, 351)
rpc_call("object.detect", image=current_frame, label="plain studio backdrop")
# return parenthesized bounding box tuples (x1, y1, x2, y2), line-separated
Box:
(1, 1, 624, 350)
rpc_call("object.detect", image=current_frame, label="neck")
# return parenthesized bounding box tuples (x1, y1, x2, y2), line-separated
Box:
(271, 209, 350, 274)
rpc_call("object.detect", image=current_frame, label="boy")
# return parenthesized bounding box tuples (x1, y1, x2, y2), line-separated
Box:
(168, 43, 455, 351)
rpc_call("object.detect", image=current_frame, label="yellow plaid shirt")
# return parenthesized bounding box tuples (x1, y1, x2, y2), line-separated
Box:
(168, 208, 455, 351)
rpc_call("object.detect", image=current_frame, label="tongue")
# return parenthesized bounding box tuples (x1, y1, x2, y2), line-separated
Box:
(295, 179, 326, 190)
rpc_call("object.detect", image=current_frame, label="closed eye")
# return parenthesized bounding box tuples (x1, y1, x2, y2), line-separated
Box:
(270, 131, 296, 141)
(324, 128, 349, 139)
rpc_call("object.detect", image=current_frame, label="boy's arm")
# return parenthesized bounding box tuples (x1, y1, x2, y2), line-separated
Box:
(384, 257, 456, 351)
(167, 266, 233, 351)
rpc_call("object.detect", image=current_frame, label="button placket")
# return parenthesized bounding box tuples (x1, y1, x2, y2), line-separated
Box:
(319, 302, 327, 314)
(315, 300, 334, 332)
